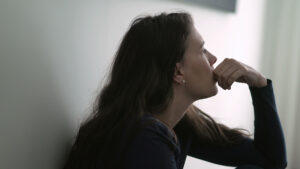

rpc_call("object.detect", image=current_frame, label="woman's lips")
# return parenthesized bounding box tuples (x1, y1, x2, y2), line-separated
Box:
(213, 72, 218, 81)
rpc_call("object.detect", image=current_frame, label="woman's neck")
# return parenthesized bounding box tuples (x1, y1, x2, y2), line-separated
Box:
(153, 86, 193, 129)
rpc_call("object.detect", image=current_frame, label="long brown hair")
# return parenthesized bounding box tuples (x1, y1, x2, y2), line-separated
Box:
(62, 11, 251, 169)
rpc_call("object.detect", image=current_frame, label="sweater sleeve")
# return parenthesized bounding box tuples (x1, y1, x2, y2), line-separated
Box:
(187, 79, 287, 169)
(126, 126, 178, 169)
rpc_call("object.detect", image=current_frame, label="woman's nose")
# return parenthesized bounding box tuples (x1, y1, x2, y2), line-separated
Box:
(208, 51, 217, 66)
(212, 55, 217, 65)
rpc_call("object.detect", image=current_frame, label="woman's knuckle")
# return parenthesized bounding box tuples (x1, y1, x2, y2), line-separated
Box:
(242, 67, 248, 73)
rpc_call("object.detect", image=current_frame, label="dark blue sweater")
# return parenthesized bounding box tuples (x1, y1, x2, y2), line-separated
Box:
(126, 79, 287, 169)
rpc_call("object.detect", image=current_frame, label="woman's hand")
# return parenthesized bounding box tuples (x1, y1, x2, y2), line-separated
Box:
(213, 58, 268, 90)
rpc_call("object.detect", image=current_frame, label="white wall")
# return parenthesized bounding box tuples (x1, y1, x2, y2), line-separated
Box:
(0, 0, 265, 168)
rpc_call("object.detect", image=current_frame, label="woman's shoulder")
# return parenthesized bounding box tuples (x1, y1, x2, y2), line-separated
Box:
(139, 114, 175, 141)
(126, 114, 179, 168)
(126, 114, 180, 166)
(129, 114, 179, 151)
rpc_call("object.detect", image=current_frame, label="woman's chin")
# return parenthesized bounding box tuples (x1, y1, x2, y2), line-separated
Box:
(211, 84, 218, 96)
(203, 85, 219, 99)
(211, 83, 218, 96)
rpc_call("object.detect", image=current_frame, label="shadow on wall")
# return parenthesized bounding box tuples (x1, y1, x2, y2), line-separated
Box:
(0, 55, 75, 169)
(24, 86, 74, 169)
(0, 1, 96, 168)
(28, 80, 75, 169)
(0, 17, 75, 169)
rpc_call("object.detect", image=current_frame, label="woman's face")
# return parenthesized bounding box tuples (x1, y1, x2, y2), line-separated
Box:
(180, 24, 218, 100)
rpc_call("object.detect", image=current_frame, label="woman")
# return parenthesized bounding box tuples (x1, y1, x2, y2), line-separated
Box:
(62, 12, 287, 169)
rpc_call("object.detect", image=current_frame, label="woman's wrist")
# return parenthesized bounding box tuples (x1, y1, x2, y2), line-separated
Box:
(253, 75, 267, 88)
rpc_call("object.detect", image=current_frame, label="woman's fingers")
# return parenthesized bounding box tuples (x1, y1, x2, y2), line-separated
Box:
(226, 68, 244, 87)
(213, 58, 247, 90)
(214, 58, 238, 89)
(221, 65, 239, 89)
(213, 57, 266, 88)
(213, 58, 231, 78)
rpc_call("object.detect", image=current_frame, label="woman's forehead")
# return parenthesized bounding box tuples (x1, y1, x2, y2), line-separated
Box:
(187, 26, 204, 49)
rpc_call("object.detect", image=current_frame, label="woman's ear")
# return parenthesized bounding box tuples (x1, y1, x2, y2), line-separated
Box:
(173, 62, 185, 84)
